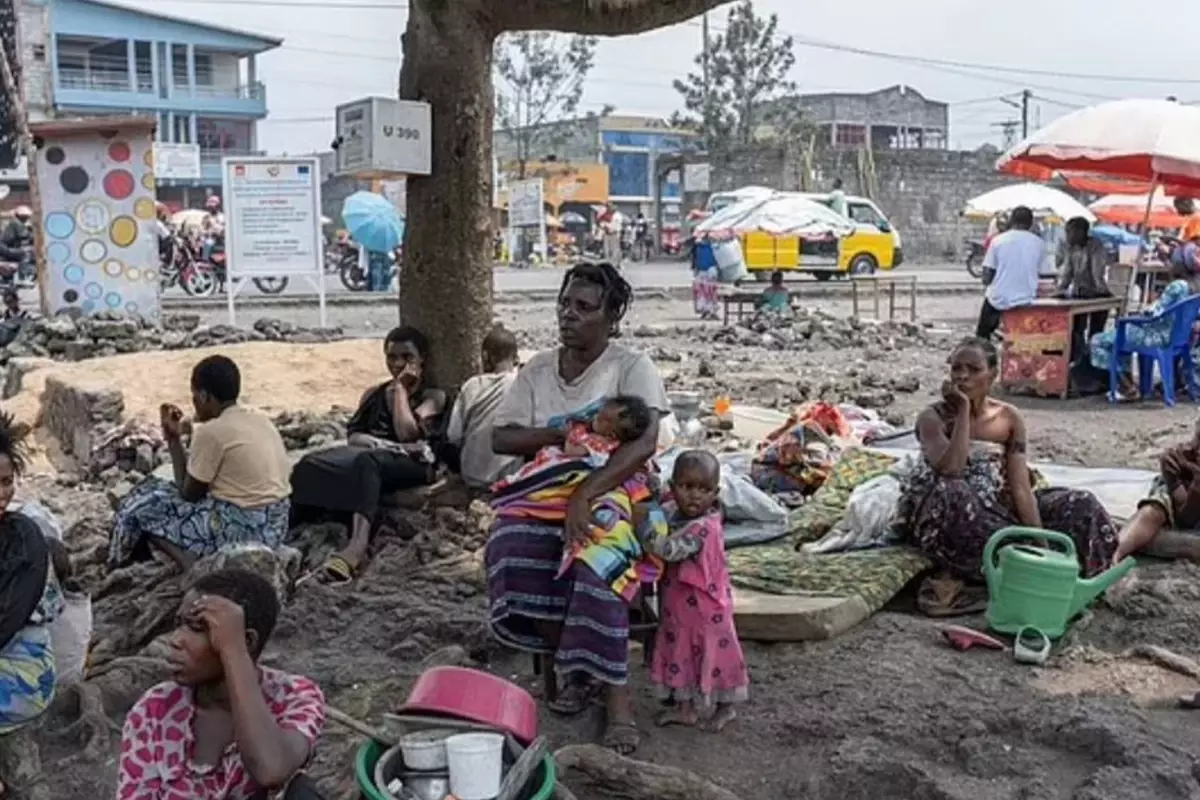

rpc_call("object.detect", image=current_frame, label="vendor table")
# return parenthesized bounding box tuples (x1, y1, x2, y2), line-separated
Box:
(721, 289, 801, 326)
(999, 297, 1123, 399)
(850, 274, 918, 321)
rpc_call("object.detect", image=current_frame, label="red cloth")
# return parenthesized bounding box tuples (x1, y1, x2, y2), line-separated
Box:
(116, 668, 325, 800)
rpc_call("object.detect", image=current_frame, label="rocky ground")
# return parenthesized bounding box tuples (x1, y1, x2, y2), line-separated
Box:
(21, 292, 1200, 799)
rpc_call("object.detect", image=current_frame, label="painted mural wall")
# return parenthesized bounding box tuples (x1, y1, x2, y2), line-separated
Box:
(35, 129, 160, 319)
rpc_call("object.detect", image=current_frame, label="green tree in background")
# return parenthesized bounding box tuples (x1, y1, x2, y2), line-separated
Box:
(672, 0, 804, 150)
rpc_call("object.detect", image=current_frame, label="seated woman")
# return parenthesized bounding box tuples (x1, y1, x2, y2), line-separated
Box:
(110, 356, 293, 572)
(1114, 419, 1200, 563)
(1089, 249, 1200, 398)
(757, 270, 792, 314)
(896, 337, 1118, 581)
(0, 413, 61, 800)
(116, 568, 326, 799)
(486, 261, 669, 755)
(290, 326, 446, 582)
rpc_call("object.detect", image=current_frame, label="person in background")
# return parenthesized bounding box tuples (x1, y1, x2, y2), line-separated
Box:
(109, 356, 293, 572)
(1114, 418, 1200, 564)
(1056, 217, 1112, 364)
(2, 288, 30, 322)
(0, 206, 32, 253)
(828, 179, 847, 217)
(116, 569, 327, 799)
(984, 211, 1010, 253)
(598, 202, 622, 267)
(975, 205, 1045, 341)
(443, 325, 522, 490)
(757, 270, 792, 314)
(634, 211, 651, 259)
(1177, 197, 1200, 244)
(203, 195, 225, 234)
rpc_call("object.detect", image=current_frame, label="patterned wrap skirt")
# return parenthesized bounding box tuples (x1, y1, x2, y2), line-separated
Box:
(109, 477, 291, 568)
(485, 517, 631, 686)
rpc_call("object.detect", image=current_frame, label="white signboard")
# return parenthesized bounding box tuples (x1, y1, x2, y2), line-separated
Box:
(508, 179, 543, 227)
(222, 156, 325, 326)
(335, 97, 432, 176)
(683, 163, 711, 193)
(153, 142, 201, 180)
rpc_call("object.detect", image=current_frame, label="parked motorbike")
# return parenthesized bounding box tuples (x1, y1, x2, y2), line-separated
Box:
(340, 246, 400, 292)
(179, 234, 290, 297)
(964, 238, 986, 279)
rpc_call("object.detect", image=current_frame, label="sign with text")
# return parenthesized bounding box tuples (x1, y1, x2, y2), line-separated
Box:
(335, 97, 432, 176)
(221, 156, 326, 326)
(508, 179, 543, 227)
(153, 142, 201, 180)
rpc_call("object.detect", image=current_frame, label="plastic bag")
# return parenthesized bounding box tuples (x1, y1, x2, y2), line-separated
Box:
(802, 474, 901, 554)
(51, 590, 93, 685)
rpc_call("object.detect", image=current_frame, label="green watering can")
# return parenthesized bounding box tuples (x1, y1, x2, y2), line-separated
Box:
(982, 527, 1135, 639)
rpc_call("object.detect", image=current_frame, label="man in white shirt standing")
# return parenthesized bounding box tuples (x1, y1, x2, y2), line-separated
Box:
(976, 205, 1045, 340)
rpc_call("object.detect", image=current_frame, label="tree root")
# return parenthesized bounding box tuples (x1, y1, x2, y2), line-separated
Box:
(1123, 644, 1200, 680)
(553, 744, 745, 800)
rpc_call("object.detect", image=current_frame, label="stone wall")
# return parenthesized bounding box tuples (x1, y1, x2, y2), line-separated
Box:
(707, 144, 1015, 260)
(14, 0, 52, 122)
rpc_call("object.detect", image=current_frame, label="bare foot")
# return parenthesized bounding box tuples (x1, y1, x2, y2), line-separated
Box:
(656, 706, 700, 727)
(702, 704, 738, 732)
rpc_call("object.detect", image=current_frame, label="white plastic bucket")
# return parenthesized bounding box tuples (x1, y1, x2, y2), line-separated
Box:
(445, 732, 504, 800)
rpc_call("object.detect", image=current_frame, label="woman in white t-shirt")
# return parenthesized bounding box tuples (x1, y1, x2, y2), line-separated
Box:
(486, 262, 669, 756)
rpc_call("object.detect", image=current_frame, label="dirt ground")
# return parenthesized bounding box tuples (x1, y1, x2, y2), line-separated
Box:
(27, 293, 1200, 800)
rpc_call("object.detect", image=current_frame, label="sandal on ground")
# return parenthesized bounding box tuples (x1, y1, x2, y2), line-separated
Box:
(547, 684, 594, 716)
(1178, 692, 1200, 710)
(312, 555, 355, 586)
(602, 722, 640, 755)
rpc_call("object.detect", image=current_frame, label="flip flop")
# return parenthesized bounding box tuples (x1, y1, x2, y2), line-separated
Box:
(939, 625, 1005, 652)
(1178, 692, 1200, 710)
(312, 555, 354, 587)
(547, 684, 596, 716)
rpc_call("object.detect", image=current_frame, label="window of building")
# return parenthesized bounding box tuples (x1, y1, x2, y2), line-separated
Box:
(196, 118, 252, 153)
(833, 124, 867, 147)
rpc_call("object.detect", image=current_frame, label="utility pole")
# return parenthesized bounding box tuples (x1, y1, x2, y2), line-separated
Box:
(1021, 89, 1031, 138)
(701, 12, 711, 130)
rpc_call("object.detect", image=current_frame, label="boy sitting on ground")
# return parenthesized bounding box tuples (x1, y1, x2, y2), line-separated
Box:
(757, 270, 792, 314)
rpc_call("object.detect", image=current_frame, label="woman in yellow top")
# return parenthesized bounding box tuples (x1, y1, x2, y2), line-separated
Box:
(109, 355, 293, 572)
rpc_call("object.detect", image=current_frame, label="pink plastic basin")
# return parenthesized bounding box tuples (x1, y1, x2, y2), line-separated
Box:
(399, 667, 538, 744)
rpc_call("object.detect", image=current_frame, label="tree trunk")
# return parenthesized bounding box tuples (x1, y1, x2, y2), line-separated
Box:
(398, 0, 497, 389)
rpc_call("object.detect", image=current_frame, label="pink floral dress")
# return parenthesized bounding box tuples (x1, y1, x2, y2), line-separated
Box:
(116, 667, 326, 799)
(648, 504, 749, 706)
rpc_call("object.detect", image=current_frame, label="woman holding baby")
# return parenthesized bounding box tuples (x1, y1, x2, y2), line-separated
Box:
(485, 261, 669, 755)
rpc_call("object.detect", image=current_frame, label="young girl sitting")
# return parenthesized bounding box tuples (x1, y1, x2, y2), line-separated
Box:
(643, 450, 748, 731)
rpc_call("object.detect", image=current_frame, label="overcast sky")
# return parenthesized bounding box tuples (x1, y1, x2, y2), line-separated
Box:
(149, 0, 1200, 155)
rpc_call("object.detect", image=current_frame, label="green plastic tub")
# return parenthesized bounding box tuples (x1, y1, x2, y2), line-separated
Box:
(355, 738, 557, 800)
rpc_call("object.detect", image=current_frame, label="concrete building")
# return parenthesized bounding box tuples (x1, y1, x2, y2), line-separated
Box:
(11, 0, 280, 205)
(493, 114, 698, 215)
(789, 84, 949, 150)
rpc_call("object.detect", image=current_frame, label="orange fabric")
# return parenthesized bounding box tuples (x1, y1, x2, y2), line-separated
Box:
(1093, 206, 1186, 228)
(1182, 216, 1200, 242)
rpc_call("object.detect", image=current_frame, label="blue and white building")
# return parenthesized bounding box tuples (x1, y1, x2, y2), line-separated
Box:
(14, 0, 280, 204)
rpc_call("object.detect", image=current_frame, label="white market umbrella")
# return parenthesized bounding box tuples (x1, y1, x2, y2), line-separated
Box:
(693, 192, 856, 238)
(963, 183, 1095, 222)
(997, 99, 1200, 192)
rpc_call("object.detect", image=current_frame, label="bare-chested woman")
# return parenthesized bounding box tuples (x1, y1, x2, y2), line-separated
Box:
(895, 337, 1119, 581)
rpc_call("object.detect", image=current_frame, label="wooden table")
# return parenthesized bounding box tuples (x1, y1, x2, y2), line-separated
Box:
(721, 289, 801, 326)
(999, 297, 1123, 398)
(850, 274, 918, 321)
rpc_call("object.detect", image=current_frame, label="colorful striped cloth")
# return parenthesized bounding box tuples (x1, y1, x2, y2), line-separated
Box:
(490, 457, 662, 603)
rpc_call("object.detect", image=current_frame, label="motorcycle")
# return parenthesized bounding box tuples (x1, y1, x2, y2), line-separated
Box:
(964, 238, 986, 279)
(340, 245, 400, 292)
(179, 234, 290, 297)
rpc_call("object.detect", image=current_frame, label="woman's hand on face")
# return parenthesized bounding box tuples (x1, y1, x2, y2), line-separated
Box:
(160, 403, 187, 441)
(940, 379, 969, 412)
(564, 494, 594, 548)
(192, 594, 249, 658)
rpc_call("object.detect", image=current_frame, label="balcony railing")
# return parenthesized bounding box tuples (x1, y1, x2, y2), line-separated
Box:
(199, 148, 265, 163)
(57, 67, 264, 101)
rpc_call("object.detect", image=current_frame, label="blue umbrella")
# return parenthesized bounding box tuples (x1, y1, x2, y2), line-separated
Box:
(341, 191, 405, 253)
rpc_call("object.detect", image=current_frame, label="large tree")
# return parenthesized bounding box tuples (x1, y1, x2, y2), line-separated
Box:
(671, 0, 802, 150)
(398, 0, 734, 389)
(495, 31, 599, 179)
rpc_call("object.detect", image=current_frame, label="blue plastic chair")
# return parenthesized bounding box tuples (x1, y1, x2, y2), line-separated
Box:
(1108, 294, 1200, 405)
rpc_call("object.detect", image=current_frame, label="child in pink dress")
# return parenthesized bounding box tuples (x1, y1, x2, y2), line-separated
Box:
(645, 450, 748, 730)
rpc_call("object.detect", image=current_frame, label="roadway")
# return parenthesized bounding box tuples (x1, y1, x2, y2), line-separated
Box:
(158, 259, 976, 301)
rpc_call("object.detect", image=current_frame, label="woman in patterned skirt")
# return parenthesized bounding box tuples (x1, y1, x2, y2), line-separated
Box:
(896, 337, 1117, 581)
